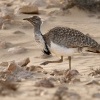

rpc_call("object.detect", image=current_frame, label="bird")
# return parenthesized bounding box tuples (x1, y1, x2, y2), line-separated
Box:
(23, 16, 100, 70)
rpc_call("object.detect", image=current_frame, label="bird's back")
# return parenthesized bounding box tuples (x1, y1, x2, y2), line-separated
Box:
(44, 27, 100, 52)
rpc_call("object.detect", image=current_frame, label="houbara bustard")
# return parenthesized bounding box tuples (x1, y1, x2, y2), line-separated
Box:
(23, 16, 100, 70)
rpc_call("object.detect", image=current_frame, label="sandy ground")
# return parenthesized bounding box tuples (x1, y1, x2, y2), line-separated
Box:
(0, 0, 100, 100)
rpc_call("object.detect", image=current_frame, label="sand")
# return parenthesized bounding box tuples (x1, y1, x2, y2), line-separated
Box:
(0, 0, 100, 100)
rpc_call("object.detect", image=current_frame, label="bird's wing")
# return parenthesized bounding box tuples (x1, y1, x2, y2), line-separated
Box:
(45, 27, 99, 50)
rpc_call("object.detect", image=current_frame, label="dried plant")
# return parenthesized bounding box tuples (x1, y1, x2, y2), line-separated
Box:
(61, 0, 100, 12)
(89, 67, 100, 76)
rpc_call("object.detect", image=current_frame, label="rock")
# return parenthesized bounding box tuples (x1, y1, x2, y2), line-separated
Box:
(33, 88, 44, 96)
(0, 80, 18, 96)
(0, 62, 8, 67)
(8, 46, 27, 54)
(53, 86, 81, 100)
(9, 20, 32, 29)
(46, 0, 65, 8)
(64, 69, 80, 82)
(6, 61, 33, 82)
(13, 30, 25, 35)
(92, 93, 100, 98)
(66, 92, 81, 100)
(33, 0, 47, 7)
(0, 5, 15, 20)
(0, 41, 12, 49)
(18, 4, 39, 14)
(1, 23, 11, 30)
(19, 0, 47, 7)
(27, 65, 43, 72)
(34, 78, 55, 88)
(1, 23, 7, 29)
(0, 59, 33, 82)
(48, 9, 70, 16)
(18, 57, 30, 67)
(50, 69, 65, 76)
(7, 61, 18, 73)
(86, 80, 100, 85)
(53, 86, 68, 100)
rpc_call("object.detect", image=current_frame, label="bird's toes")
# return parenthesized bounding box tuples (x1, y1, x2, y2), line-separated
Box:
(40, 61, 49, 65)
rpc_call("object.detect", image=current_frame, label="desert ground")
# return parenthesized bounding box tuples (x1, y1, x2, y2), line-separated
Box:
(0, 0, 100, 100)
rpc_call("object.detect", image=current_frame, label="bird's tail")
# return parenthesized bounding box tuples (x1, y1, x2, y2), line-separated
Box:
(86, 47, 100, 53)
(86, 42, 100, 53)
(85, 35, 100, 53)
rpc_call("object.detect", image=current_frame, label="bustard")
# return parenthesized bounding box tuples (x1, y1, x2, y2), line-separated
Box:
(23, 16, 100, 70)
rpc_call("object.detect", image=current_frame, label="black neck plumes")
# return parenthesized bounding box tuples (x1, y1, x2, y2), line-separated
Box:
(33, 24, 51, 55)
(43, 42, 51, 55)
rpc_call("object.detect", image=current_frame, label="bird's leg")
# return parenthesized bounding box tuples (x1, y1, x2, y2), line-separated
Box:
(68, 56, 71, 70)
(40, 56, 63, 65)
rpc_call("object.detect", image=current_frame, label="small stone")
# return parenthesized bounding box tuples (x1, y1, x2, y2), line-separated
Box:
(0, 80, 18, 96)
(92, 93, 100, 98)
(33, 0, 47, 7)
(86, 80, 100, 85)
(54, 86, 81, 100)
(46, 0, 63, 8)
(0, 41, 12, 49)
(1, 23, 10, 30)
(34, 78, 54, 88)
(0, 62, 8, 67)
(42, 70, 48, 74)
(18, 57, 30, 67)
(29, 65, 43, 72)
(1, 6, 14, 20)
(50, 69, 64, 76)
(26, 67, 30, 71)
(53, 86, 68, 100)
(19, 5, 39, 14)
(66, 92, 81, 100)
(8, 46, 27, 54)
(64, 69, 79, 81)
(48, 9, 70, 16)
(7, 61, 18, 73)
(13, 31, 25, 35)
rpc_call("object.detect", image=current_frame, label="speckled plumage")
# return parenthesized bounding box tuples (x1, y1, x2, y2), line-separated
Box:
(44, 27, 100, 52)
(24, 16, 100, 69)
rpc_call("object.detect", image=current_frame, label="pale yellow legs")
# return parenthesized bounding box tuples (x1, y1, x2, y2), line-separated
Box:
(41, 56, 72, 70)
(68, 56, 71, 70)
(41, 56, 63, 65)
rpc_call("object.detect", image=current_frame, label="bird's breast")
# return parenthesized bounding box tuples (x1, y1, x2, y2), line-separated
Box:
(34, 34, 45, 49)
(50, 41, 78, 56)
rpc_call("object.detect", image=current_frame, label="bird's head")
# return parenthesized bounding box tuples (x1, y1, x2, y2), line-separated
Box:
(23, 16, 42, 26)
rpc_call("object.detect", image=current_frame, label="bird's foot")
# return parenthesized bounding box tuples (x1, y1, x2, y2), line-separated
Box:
(40, 61, 49, 65)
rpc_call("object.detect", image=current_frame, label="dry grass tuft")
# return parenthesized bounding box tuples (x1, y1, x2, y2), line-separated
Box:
(61, 0, 100, 12)
(89, 67, 100, 76)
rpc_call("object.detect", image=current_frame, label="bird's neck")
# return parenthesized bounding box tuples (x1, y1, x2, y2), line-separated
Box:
(33, 24, 44, 44)
(33, 25, 41, 34)
(33, 24, 51, 55)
